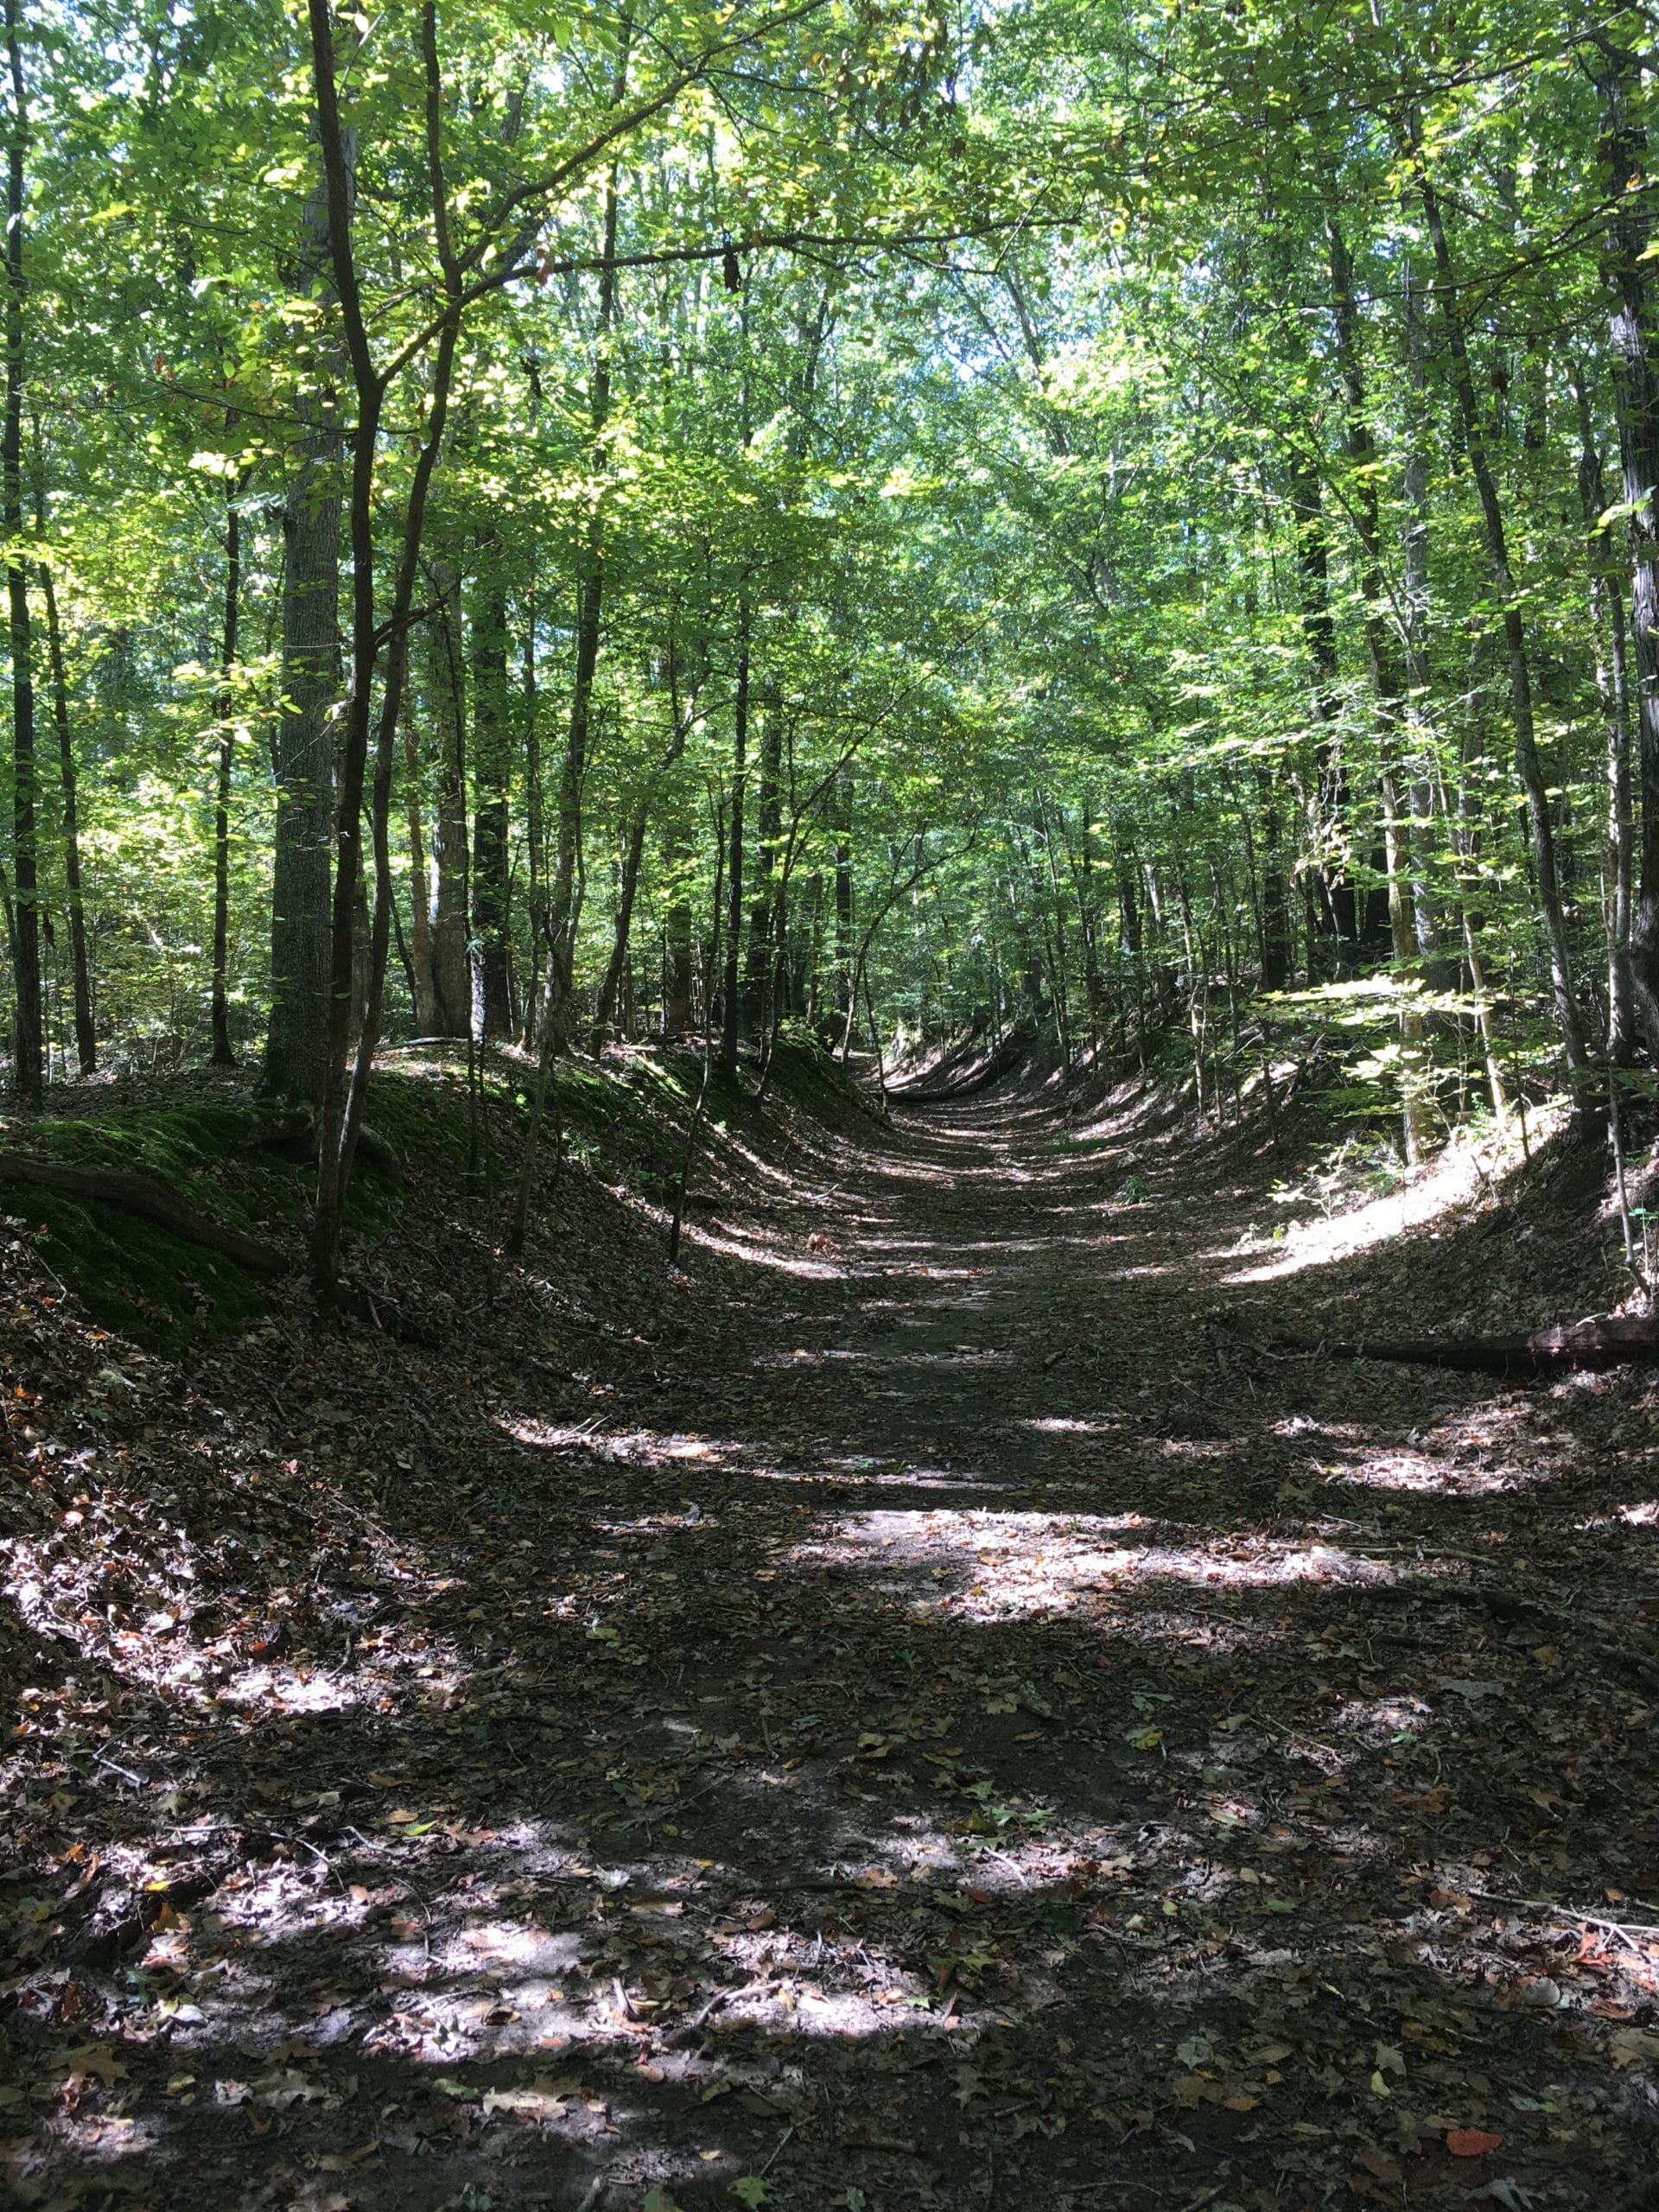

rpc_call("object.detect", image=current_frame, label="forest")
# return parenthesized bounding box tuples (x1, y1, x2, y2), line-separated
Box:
(17, 0, 1659, 1197)
(10, 2, 1659, 2209)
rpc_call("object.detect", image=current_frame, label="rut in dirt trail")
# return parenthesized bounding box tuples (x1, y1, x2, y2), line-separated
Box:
(10, 1071, 1659, 2212)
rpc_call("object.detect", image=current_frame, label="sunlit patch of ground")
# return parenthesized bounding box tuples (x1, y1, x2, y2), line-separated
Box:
(1224, 1119, 1548, 1282)
(793, 1509, 1407, 1620)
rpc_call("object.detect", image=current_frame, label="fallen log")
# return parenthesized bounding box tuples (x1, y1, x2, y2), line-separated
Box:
(0, 1155, 288, 1277)
(1275, 1311, 1659, 1376)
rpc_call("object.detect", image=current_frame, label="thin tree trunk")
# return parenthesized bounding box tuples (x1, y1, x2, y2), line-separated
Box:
(1287, 457, 1356, 969)
(1325, 208, 1433, 1161)
(744, 675, 782, 1024)
(400, 681, 439, 1031)
(1400, 256, 1457, 989)
(1419, 161, 1587, 1075)
(264, 148, 341, 1106)
(544, 145, 624, 1047)
(310, 0, 461, 1299)
(33, 481, 94, 1075)
(664, 855, 694, 1033)
(594, 814, 647, 1044)
(521, 581, 545, 1046)
(1255, 760, 1293, 990)
(718, 602, 750, 1077)
(469, 576, 513, 1039)
(208, 495, 240, 1065)
(1573, 372, 1637, 1063)
(1597, 48, 1659, 1065)
(4, 0, 39, 1106)
(835, 773, 854, 1021)
(426, 562, 472, 1034)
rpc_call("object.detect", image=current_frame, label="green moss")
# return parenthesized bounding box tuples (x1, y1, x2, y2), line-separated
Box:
(362, 1071, 476, 1168)
(10, 1102, 283, 1350)
(35, 1103, 264, 1224)
(17, 1187, 267, 1352)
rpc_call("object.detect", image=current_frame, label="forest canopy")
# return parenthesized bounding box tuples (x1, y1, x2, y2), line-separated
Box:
(8, 0, 1659, 1286)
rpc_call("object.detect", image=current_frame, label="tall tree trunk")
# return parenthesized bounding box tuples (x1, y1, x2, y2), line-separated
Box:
(1419, 160, 1587, 1075)
(744, 675, 782, 1025)
(521, 582, 545, 1046)
(594, 815, 647, 1043)
(1400, 256, 1455, 988)
(264, 152, 340, 1106)
(400, 684, 439, 1030)
(1573, 372, 1637, 1064)
(208, 495, 240, 1066)
(4, 0, 38, 1105)
(1287, 458, 1356, 969)
(426, 563, 472, 1035)
(32, 470, 94, 1076)
(1326, 209, 1432, 1160)
(718, 601, 750, 1078)
(1255, 762, 1293, 990)
(308, 0, 460, 1300)
(544, 149, 623, 1047)
(834, 772, 854, 1019)
(468, 577, 513, 1039)
(1597, 49, 1659, 1065)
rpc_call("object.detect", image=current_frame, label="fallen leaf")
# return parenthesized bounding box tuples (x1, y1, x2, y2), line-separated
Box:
(1446, 2126, 1503, 2157)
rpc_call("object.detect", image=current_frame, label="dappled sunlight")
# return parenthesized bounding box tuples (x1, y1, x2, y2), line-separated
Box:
(1224, 1124, 1541, 1284)
(10, 1071, 1657, 2212)
(794, 1507, 1408, 1622)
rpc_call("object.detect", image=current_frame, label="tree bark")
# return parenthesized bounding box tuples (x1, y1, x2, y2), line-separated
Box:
(207, 493, 241, 1066)
(1419, 161, 1587, 1075)
(321, 0, 463, 1282)
(1573, 372, 1637, 1064)
(1597, 49, 1659, 1065)
(399, 679, 439, 1031)
(425, 562, 472, 1035)
(37, 538, 93, 1075)
(1287, 458, 1357, 970)
(468, 575, 513, 1039)
(4, 0, 39, 1106)
(543, 146, 624, 1048)
(718, 601, 750, 1077)
(1325, 209, 1433, 1161)
(264, 149, 342, 1107)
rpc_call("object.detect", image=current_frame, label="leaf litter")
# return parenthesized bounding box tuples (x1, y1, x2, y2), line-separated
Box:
(3, 1052, 1659, 2209)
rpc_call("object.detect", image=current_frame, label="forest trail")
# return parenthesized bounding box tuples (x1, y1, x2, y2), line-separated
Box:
(8, 1070, 1659, 2212)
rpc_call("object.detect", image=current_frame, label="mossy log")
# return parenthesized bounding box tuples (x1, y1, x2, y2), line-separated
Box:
(1277, 1312, 1659, 1376)
(0, 1155, 288, 1276)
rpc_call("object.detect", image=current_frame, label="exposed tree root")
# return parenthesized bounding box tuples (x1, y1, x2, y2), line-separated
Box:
(0, 1155, 288, 1276)
(243, 1110, 402, 1179)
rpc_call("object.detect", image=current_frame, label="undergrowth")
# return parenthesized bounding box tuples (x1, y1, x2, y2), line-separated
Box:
(0, 1034, 861, 1353)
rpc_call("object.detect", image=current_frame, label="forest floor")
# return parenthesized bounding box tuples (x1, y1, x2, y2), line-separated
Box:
(6, 1049, 1659, 2212)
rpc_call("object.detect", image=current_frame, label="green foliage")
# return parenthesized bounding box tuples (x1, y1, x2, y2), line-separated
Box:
(3, 0, 1656, 1150)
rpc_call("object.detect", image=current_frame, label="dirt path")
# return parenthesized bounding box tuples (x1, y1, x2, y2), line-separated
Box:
(8, 1077, 1659, 2211)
